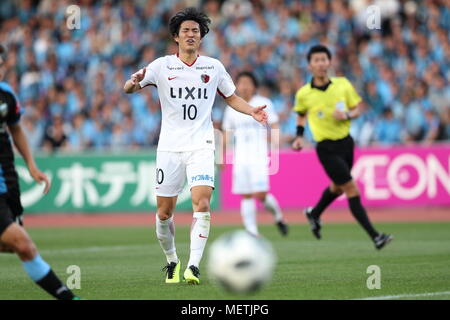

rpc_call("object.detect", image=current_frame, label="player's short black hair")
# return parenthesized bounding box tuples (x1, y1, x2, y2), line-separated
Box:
(307, 45, 332, 62)
(169, 7, 211, 39)
(236, 71, 259, 88)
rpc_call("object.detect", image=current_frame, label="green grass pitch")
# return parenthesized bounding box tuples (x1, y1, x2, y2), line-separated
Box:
(1, 222, 449, 300)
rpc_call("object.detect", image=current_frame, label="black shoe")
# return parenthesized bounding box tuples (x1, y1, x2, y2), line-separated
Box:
(304, 207, 321, 239)
(184, 265, 200, 285)
(276, 221, 289, 236)
(374, 233, 394, 250)
(162, 261, 181, 283)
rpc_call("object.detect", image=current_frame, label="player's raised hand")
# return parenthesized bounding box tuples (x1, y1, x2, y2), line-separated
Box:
(29, 166, 51, 194)
(292, 136, 303, 151)
(251, 105, 268, 124)
(131, 67, 146, 85)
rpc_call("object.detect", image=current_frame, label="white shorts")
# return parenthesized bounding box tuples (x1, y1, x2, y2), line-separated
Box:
(232, 162, 269, 195)
(155, 149, 215, 197)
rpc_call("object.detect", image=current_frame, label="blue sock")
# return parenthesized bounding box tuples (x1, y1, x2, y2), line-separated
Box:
(22, 254, 51, 282)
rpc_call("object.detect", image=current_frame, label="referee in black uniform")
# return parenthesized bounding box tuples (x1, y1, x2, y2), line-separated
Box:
(0, 44, 79, 299)
(292, 45, 393, 250)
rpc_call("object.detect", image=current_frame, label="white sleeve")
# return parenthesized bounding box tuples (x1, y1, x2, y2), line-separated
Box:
(266, 99, 279, 124)
(139, 58, 163, 88)
(222, 107, 234, 130)
(217, 62, 236, 98)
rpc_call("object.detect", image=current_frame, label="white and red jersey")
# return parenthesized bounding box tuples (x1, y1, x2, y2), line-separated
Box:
(139, 54, 236, 152)
(222, 95, 279, 165)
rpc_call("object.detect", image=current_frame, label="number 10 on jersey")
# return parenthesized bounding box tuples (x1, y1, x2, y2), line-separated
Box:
(182, 104, 197, 120)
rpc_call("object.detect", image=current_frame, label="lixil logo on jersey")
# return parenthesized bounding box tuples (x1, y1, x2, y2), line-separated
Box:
(170, 87, 208, 100)
(201, 74, 210, 83)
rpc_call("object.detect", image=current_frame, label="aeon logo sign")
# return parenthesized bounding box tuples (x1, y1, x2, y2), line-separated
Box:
(352, 153, 450, 201)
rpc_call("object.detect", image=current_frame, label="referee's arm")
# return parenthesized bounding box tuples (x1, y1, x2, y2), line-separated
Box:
(332, 102, 363, 121)
(292, 112, 307, 151)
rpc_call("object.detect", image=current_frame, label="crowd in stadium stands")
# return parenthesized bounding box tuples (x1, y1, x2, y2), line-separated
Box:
(0, 0, 449, 152)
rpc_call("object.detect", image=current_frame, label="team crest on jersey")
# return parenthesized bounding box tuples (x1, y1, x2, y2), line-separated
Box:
(201, 74, 210, 83)
(0, 101, 8, 118)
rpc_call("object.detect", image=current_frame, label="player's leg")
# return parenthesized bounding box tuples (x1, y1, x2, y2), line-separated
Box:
(338, 136, 393, 249)
(0, 222, 77, 300)
(232, 163, 258, 236)
(156, 196, 182, 283)
(0, 200, 16, 253)
(254, 191, 288, 236)
(185, 185, 212, 284)
(184, 149, 215, 284)
(155, 151, 185, 283)
(241, 193, 258, 236)
(0, 240, 14, 252)
(339, 180, 393, 249)
(307, 182, 343, 220)
(339, 180, 379, 237)
(156, 196, 178, 264)
(305, 142, 342, 228)
(1, 190, 79, 300)
(249, 162, 288, 235)
(0, 181, 23, 254)
(305, 139, 349, 239)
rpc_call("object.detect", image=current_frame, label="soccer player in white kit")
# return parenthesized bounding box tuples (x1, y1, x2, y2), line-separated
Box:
(123, 8, 268, 285)
(222, 72, 288, 237)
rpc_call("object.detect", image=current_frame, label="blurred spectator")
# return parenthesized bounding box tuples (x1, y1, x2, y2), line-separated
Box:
(363, 81, 385, 115)
(42, 115, 68, 152)
(429, 75, 450, 119)
(21, 114, 44, 152)
(404, 98, 427, 142)
(373, 108, 403, 145)
(0, 0, 447, 151)
(350, 102, 377, 146)
(423, 109, 447, 144)
(110, 122, 130, 152)
(66, 112, 89, 152)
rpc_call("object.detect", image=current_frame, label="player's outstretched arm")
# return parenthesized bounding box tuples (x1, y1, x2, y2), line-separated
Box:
(225, 94, 268, 124)
(8, 123, 51, 194)
(270, 122, 280, 149)
(124, 67, 146, 94)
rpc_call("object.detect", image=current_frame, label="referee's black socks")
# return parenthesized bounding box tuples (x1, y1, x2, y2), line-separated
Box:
(348, 196, 379, 239)
(311, 187, 341, 219)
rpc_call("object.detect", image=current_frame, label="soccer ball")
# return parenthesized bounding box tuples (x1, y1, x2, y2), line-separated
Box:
(207, 230, 276, 294)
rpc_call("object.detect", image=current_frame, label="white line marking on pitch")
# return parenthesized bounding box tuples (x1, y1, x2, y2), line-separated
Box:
(39, 244, 150, 255)
(354, 291, 450, 300)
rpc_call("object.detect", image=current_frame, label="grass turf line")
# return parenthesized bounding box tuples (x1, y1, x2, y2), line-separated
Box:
(0, 222, 449, 300)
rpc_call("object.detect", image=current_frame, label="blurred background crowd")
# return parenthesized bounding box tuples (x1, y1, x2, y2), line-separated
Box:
(0, 0, 449, 152)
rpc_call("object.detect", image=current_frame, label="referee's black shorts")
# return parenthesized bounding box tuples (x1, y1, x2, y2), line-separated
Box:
(316, 135, 354, 186)
(0, 165, 24, 236)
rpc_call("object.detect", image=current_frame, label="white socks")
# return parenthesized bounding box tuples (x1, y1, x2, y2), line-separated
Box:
(157, 212, 211, 268)
(156, 215, 178, 264)
(241, 198, 258, 236)
(264, 193, 283, 222)
(187, 212, 211, 268)
(240, 194, 284, 236)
